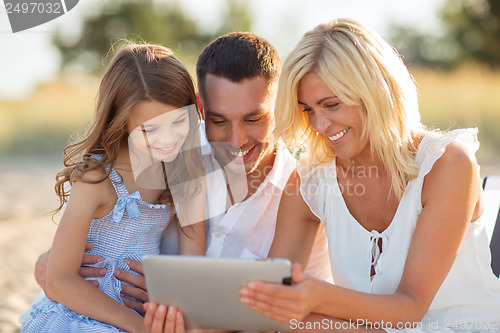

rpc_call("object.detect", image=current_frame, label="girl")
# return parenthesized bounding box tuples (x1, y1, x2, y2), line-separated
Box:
(240, 18, 500, 332)
(21, 43, 206, 333)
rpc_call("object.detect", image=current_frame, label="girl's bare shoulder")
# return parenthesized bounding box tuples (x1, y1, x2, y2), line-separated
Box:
(71, 167, 117, 209)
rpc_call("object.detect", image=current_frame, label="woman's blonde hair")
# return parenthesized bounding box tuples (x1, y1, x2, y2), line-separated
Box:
(54, 43, 202, 217)
(274, 18, 423, 198)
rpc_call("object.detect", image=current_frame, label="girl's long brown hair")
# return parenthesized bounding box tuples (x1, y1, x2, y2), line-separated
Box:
(54, 43, 202, 220)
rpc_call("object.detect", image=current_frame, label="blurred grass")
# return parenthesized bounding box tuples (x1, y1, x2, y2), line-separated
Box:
(411, 65, 500, 172)
(0, 75, 99, 157)
(1, 65, 499, 173)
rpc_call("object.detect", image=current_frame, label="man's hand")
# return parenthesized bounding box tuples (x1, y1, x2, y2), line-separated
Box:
(114, 258, 149, 315)
(34, 243, 105, 291)
(34, 249, 50, 290)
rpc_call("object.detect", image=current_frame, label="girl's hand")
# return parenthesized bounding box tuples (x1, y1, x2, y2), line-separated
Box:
(143, 303, 229, 333)
(240, 263, 322, 325)
(114, 258, 149, 314)
(144, 303, 185, 333)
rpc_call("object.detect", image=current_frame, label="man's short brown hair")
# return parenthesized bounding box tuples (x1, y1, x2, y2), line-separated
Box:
(196, 32, 281, 99)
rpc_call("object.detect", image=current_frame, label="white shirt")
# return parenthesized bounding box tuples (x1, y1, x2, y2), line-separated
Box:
(161, 123, 333, 282)
(298, 128, 500, 330)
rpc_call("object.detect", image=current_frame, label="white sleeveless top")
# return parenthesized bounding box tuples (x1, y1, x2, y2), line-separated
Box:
(298, 128, 500, 331)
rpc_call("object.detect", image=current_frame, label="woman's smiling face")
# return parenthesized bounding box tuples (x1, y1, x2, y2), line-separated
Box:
(298, 72, 369, 161)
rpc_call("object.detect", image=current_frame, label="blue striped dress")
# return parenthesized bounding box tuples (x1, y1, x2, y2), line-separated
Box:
(21, 167, 170, 332)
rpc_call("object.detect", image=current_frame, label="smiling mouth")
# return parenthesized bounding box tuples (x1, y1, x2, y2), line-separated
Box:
(228, 147, 252, 157)
(328, 128, 350, 141)
(152, 143, 178, 155)
(225, 145, 255, 162)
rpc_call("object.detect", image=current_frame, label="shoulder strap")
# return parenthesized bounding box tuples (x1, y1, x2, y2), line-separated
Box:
(108, 168, 129, 198)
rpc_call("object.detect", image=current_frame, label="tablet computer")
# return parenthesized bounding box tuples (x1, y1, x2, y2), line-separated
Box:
(143, 255, 292, 331)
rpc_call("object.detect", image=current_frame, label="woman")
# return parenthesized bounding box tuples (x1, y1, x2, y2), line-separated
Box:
(240, 18, 500, 332)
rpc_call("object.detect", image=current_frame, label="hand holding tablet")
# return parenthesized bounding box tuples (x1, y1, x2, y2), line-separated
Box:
(143, 255, 292, 331)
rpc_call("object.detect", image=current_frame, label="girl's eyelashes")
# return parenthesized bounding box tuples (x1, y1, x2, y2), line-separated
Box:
(139, 114, 188, 133)
(173, 115, 188, 125)
(141, 126, 157, 134)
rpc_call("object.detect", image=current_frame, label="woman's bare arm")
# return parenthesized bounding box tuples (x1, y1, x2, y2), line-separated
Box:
(268, 170, 321, 267)
(242, 144, 481, 326)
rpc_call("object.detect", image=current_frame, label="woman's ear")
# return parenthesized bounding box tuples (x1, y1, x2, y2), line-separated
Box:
(196, 93, 204, 120)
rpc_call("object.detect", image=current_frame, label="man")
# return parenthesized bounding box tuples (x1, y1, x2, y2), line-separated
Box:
(34, 32, 332, 330)
(145, 32, 332, 332)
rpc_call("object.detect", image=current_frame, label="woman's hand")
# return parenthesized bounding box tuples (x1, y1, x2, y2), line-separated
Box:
(114, 258, 149, 314)
(144, 303, 185, 333)
(35, 243, 105, 291)
(240, 263, 323, 325)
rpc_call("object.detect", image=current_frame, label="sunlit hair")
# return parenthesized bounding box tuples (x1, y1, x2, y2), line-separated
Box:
(54, 43, 202, 218)
(274, 18, 423, 198)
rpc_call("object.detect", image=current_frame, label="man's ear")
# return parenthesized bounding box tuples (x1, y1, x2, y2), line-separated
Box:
(196, 93, 204, 120)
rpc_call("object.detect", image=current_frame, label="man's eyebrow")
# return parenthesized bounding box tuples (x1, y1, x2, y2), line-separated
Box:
(204, 110, 226, 118)
(245, 110, 265, 117)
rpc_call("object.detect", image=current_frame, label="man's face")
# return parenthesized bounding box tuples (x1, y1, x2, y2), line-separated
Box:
(202, 74, 275, 175)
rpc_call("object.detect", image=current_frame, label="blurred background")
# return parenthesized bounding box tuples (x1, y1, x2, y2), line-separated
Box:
(1, 0, 499, 332)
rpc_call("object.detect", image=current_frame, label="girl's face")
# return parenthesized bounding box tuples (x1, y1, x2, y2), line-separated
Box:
(297, 72, 369, 161)
(127, 100, 191, 163)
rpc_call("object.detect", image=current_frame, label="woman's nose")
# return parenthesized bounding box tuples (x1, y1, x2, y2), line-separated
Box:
(312, 112, 332, 134)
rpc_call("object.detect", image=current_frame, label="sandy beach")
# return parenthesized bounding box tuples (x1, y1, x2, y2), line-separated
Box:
(0, 156, 60, 333)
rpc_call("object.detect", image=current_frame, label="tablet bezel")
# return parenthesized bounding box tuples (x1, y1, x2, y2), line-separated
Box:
(143, 255, 292, 331)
